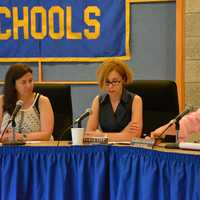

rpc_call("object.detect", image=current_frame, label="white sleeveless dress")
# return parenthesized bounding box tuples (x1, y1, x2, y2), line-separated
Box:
(1, 93, 41, 134)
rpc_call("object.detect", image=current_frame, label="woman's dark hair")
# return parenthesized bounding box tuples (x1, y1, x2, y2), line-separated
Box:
(3, 63, 32, 115)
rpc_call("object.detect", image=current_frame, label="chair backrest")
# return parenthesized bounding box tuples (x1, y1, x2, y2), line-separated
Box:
(126, 80, 179, 137)
(34, 83, 73, 140)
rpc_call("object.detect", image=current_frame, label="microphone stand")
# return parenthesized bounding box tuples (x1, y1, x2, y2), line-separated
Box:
(164, 121, 180, 149)
(77, 121, 82, 128)
(57, 109, 91, 146)
(175, 121, 180, 143)
(57, 119, 82, 146)
(0, 119, 17, 145)
(1, 119, 25, 145)
(57, 124, 73, 146)
(11, 119, 16, 143)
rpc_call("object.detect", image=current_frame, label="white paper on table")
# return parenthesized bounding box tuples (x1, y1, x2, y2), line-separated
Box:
(179, 142, 200, 150)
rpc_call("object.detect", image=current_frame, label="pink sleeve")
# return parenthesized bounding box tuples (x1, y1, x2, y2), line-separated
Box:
(179, 109, 200, 142)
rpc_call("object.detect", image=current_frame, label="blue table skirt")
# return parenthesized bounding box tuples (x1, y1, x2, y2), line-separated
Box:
(0, 145, 200, 200)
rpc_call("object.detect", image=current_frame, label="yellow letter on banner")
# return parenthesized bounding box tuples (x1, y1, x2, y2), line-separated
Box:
(84, 6, 100, 39)
(31, 7, 47, 39)
(49, 6, 64, 39)
(0, 7, 11, 40)
(13, 7, 29, 40)
(66, 6, 82, 39)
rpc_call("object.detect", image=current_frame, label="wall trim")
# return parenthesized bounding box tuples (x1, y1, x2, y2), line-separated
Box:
(176, 0, 185, 111)
(0, 81, 98, 85)
(129, 0, 175, 3)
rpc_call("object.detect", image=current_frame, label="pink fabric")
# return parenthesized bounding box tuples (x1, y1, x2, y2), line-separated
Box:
(179, 109, 200, 142)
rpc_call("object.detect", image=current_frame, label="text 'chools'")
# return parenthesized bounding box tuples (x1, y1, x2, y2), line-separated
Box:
(0, 0, 130, 61)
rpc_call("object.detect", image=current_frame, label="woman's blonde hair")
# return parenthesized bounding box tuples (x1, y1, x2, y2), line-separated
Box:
(97, 59, 133, 90)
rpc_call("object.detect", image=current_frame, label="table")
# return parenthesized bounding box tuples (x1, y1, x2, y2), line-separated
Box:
(0, 142, 200, 200)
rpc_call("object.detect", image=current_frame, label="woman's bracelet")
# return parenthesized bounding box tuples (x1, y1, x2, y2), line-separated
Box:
(22, 133, 27, 141)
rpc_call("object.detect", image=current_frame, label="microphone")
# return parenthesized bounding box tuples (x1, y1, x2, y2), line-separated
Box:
(57, 108, 92, 145)
(9, 100, 24, 123)
(155, 105, 193, 140)
(0, 100, 24, 145)
(170, 105, 193, 125)
(73, 108, 92, 125)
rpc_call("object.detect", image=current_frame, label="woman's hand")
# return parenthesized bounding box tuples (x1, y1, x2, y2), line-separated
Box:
(127, 121, 141, 134)
(0, 128, 13, 142)
(150, 130, 163, 139)
(146, 123, 173, 140)
(0, 128, 24, 142)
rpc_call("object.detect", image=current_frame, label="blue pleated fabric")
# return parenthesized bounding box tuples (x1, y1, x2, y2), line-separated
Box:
(109, 147, 200, 200)
(0, 145, 200, 200)
(0, 145, 109, 200)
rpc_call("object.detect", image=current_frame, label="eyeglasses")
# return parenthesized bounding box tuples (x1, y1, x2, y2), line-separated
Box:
(105, 80, 121, 87)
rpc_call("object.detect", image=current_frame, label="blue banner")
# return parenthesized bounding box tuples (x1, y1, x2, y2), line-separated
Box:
(0, 0, 130, 62)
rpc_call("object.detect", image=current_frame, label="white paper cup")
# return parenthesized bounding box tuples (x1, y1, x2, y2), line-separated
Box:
(71, 128, 84, 145)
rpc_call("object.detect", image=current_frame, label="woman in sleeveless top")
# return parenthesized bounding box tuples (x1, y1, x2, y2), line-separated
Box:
(0, 63, 54, 142)
(86, 59, 143, 142)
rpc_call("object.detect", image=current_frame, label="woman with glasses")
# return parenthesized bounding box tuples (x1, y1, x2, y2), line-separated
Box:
(86, 59, 143, 142)
(0, 63, 54, 143)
